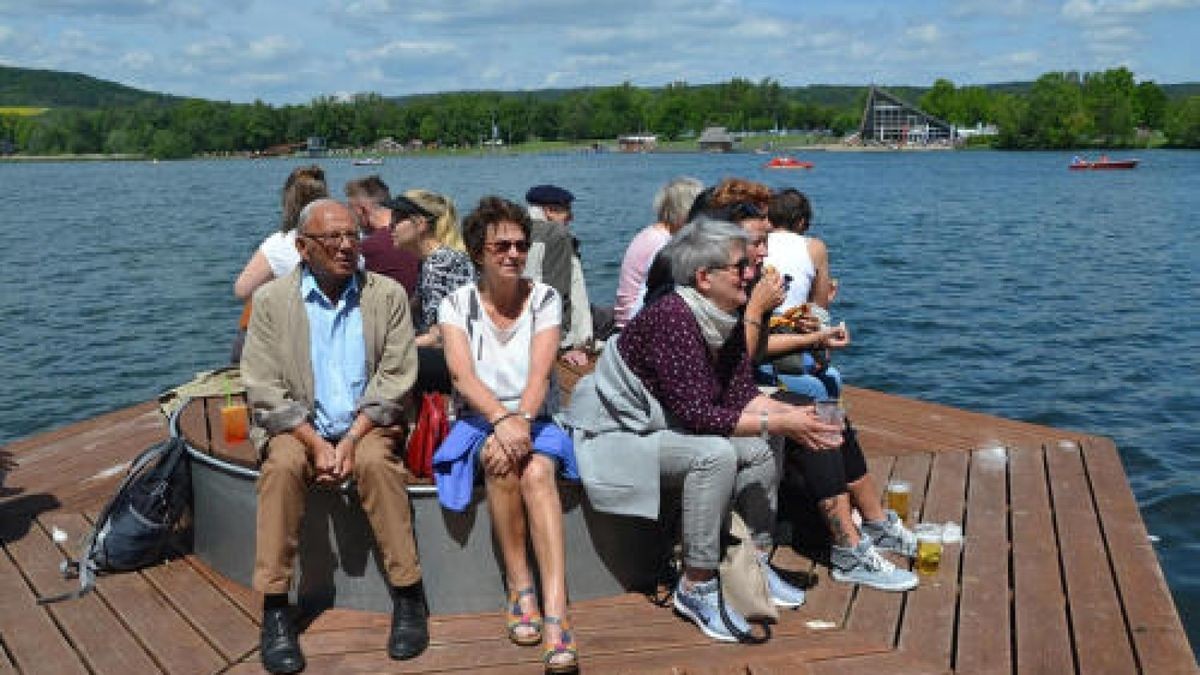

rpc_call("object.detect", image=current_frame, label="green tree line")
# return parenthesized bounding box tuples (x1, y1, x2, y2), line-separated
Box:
(2, 68, 1199, 158)
(918, 68, 1198, 149)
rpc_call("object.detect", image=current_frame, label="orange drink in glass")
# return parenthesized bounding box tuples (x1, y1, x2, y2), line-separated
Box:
(221, 403, 249, 444)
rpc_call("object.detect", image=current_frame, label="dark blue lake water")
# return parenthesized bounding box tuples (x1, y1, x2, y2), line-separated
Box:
(2, 150, 1197, 651)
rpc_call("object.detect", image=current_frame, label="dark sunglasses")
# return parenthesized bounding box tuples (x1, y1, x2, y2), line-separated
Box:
(728, 202, 765, 220)
(711, 258, 752, 276)
(484, 239, 531, 254)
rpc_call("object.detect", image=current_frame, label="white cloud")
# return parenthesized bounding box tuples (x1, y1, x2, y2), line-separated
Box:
(118, 50, 154, 71)
(346, 39, 459, 64)
(982, 49, 1041, 68)
(246, 35, 299, 62)
(905, 23, 942, 45)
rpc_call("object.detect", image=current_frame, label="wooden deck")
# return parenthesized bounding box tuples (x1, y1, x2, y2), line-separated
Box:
(1, 385, 1195, 674)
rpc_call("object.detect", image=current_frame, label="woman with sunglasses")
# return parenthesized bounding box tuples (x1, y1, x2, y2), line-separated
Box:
(373, 190, 474, 349)
(433, 196, 579, 673)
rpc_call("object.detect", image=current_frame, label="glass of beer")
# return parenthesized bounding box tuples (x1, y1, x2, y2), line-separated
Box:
(885, 480, 911, 524)
(915, 524, 943, 575)
(221, 402, 249, 445)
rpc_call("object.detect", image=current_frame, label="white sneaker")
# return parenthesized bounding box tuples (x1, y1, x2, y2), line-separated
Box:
(672, 577, 750, 642)
(862, 510, 918, 558)
(830, 539, 919, 592)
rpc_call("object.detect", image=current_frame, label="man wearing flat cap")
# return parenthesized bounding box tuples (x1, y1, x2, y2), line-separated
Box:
(525, 184, 593, 365)
(242, 198, 429, 673)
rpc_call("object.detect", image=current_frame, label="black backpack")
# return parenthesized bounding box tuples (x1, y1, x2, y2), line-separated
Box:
(39, 437, 192, 603)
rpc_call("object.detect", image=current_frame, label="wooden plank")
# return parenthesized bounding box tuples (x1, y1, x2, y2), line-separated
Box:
(276, 627, 884, 675)
(1082, 436, 1198, 673)
(0, 547, 87, 674)
(0, 638, 14, 672)
(1009, 444, 1074, 673)
(143, 558, 259, 662)
(1, 401, 159, 456)
(185, 555, 261, 622)
(5, 518, 161, 674)
(954, 446, 1012, 674)
(175, 397, 211, 453)
(805, 649, 949, 675)
(1046, 440, 1137, 673)
(896, 450, 968, 670)
(44, 513, 228, 675)
(844, 386, 1088, 458)
(3, 406, 167, 514)
(846, 453, 928, 646)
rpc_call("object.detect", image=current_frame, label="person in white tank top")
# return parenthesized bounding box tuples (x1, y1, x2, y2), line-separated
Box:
(761, 189, 846, 400)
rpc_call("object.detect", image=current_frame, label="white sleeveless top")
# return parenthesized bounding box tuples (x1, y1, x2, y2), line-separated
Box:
(260, 230, 301, 278)
(766, 231, 816, 311)
(439, 282, 562, 417)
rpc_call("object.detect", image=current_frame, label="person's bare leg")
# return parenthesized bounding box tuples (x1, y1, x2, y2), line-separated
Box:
(820, 493, 862, 548)
(847, 474, 887, 523)
(483, 441, 538, 638)
(519, 455, 570, 657)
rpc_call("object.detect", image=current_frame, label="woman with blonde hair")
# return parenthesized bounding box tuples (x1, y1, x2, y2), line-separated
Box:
(366, 189, 473, 349)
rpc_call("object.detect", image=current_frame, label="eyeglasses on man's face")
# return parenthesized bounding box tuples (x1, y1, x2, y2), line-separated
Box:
(484, 239, 531, 254)
(301, 230, 360, 247)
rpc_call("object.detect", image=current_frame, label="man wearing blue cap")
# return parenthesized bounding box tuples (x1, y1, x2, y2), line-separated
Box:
(525, 184, 593, 366)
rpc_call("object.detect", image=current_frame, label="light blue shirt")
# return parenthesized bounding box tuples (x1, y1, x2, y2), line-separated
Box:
(301, 269, 367, 439)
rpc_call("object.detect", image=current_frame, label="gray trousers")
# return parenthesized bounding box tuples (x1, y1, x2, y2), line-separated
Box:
(658, 432, 779, 570)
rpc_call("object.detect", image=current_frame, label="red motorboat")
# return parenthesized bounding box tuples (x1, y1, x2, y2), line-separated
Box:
(1069, 155, 1139, 170)
(765, 156, 813, 169)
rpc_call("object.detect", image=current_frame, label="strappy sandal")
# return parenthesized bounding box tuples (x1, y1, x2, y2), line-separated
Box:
(505, 587, 542, 646)
(542, 615, 579, 673)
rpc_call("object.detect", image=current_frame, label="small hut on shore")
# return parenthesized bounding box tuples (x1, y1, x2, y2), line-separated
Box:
(698, 127, 736, 152)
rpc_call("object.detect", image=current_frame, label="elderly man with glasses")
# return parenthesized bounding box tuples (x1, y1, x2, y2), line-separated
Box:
(241, 198, 428, 673)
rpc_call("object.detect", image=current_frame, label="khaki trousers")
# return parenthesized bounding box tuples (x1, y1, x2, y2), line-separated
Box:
(253, 428, 422, 594)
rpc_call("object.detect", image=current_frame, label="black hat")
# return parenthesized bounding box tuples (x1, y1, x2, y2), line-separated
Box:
(525, 184, 575, 207)
(380, 194, 435, 219)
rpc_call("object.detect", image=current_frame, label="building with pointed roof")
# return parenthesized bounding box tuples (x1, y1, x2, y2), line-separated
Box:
(859, 86, 955, 146)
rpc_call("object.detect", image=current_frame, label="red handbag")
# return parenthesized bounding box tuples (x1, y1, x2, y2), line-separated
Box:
(405, 392, 448, 479)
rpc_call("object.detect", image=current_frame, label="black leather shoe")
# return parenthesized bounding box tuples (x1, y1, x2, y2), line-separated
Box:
(388, 586, 429, 660)
(261, 607, 305, 674)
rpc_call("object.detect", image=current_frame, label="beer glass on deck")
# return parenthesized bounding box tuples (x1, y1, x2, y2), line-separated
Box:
(915, 524, 943, 574)
(885, 480, 912, 524)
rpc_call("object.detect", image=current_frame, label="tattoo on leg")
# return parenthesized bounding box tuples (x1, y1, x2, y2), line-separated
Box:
(821, 498, 852, 547)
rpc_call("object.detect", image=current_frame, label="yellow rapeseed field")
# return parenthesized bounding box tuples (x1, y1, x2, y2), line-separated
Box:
(0, 107, 48, 116)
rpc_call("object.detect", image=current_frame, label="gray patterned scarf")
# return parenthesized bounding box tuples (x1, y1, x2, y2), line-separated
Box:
(676, 286, 739, 350)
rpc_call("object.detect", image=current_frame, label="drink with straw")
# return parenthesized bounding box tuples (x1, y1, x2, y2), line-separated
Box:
(220, 378, 249, 445)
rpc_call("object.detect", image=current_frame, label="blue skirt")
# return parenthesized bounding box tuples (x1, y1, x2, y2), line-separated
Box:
(431, 415, 579, 512)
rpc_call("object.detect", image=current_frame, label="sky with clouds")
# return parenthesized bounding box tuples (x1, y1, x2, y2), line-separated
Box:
(0, 0, 1196, 104)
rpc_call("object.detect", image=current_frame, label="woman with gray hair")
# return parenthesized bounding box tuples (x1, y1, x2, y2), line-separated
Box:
(565, 218, 839, 643)
(612, 176, 705, 328)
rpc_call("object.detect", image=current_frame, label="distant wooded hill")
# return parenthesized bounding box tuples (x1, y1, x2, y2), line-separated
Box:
(0, 65, 181, 108)
(2, 63, 1197, 111)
